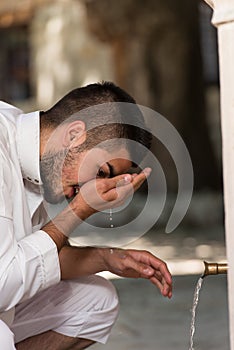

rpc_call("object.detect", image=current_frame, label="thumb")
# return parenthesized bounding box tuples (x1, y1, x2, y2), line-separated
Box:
(140, 264, 155, 278)
(125, 256, 155, 278)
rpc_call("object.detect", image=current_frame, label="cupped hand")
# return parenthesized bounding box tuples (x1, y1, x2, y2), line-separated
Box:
(101, 248, 173, 299)
(71, 168, 151, 218)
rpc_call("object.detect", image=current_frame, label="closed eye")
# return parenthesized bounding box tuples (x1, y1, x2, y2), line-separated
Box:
(96, 162, 114, 179)
(96, 168, 108, 178)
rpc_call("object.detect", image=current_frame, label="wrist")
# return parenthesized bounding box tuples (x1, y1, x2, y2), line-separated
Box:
(96, 247, 110, 272)
(69, 198, 96, 221)
(42, 221, 68, 251)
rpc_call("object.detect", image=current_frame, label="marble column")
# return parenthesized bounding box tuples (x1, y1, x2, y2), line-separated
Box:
(204, 0, 234, 348)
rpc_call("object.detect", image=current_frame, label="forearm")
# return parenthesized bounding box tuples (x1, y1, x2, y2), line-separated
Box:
(58, 246, 107, 279)
(42, 202, 90, 252)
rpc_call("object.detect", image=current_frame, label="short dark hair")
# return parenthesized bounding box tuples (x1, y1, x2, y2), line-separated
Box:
(40, 81, 152, 165)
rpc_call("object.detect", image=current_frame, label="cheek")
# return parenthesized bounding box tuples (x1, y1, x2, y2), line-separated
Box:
(77, 164, 97, 183)
(62, 164, 78, 184)
(62, 162, 95, 184)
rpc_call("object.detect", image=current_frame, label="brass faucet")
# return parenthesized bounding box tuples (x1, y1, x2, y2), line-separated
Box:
(203, 261, 228, 277)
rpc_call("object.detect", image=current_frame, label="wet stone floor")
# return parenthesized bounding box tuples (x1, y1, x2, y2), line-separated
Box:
(74, 217, 228, 350)
(94, 275, 229, 350)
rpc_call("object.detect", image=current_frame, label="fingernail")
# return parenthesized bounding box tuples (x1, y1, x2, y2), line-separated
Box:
(143, 168, 152, 176)
(143, 267, 152, 275)
(124, 175, 131, 183)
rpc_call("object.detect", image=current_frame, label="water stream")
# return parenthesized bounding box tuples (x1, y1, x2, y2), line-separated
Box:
(189, 276, 204, 350)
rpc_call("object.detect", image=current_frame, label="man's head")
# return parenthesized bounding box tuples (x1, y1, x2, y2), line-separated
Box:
(40, 81, 152, 203)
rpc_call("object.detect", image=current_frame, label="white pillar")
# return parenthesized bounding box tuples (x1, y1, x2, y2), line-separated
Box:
(205, 0, 234, 348)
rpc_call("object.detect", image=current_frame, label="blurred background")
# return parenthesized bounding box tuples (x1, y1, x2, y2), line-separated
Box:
(0, 1, 228, 349)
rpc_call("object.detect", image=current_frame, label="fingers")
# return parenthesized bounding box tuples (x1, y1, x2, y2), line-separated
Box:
(131, 167, 151, 191)
(76, 167, 151, 214)
(105, 248, 172, 298)
(92, 167, 151, 207)
(145, 252, 172, 285)
(112, 167, 151, 198)
(124, 256, 155, 278)
(150, 276, 172, 299)
(102, 174, 132, 192)
(119, 252, 172, 297)
(119, 250, 155, 278)
(141, 268, 172, 299)
(147, 257, 172, 298)
(107, 248, 155, 279)
(125, 254, 172, 298)
(127, 249, 173, 298)
(103, 167, 152, 192)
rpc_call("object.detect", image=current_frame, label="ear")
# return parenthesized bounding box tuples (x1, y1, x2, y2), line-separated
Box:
(63, 121, 87, 147)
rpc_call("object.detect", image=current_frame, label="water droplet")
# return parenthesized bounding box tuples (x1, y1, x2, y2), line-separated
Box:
(109, 209, 114, 228)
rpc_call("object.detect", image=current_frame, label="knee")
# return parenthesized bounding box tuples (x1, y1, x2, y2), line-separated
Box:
(0, 320, 15, 350)
(91, 275, 119, 317)
(86, 275, 120, 342)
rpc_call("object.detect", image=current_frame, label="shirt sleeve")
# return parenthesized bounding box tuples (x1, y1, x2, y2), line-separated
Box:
(0, 216, 61, 312)
(0, 131, 60, 312)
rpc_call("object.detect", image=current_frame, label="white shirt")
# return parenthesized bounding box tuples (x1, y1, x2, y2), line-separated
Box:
(0, 101, 61, 325)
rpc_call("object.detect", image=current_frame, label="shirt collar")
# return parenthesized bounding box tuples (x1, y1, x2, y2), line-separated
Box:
(16, 111, 43, 186)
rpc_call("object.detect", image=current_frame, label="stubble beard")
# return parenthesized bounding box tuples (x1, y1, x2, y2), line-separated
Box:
(40, 149, 68, 204)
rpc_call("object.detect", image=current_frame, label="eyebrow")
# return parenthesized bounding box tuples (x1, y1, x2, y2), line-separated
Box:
(107, 162, 115, 178)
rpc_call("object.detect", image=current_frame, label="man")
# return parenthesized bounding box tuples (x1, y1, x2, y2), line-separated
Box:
(0, 81, 172, 349)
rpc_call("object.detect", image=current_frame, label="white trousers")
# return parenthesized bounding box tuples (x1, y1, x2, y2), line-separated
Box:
(0, 275, 119, 349)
